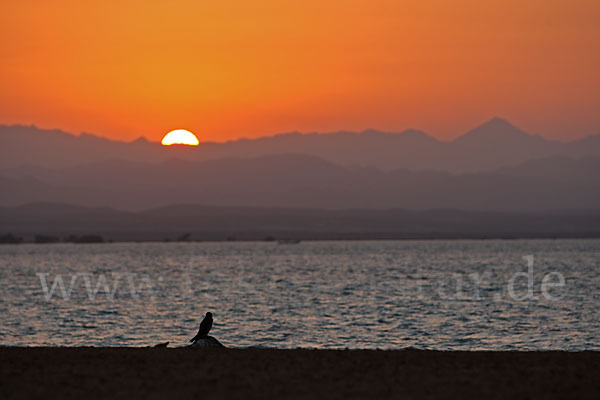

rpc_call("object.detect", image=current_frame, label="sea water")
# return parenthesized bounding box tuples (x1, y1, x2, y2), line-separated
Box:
(0, 239, 598, 350)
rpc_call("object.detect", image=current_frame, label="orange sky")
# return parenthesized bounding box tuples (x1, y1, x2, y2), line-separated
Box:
(1, 0, 599, 142)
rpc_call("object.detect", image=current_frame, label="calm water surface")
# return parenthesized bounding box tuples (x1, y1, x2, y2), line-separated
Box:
(0, 240, 598, 350)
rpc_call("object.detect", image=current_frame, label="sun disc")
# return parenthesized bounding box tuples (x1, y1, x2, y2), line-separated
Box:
(161, 129, 199, 146)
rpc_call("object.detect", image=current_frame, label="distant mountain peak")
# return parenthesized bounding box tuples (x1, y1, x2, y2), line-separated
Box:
(477, 116, 523, 132)
(454, 117, 534, 143)
(487, 116, 512, 124)
(130, 136, 152, 144)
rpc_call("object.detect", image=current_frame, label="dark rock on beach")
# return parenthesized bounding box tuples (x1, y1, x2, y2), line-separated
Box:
(189, 335, 225, 348)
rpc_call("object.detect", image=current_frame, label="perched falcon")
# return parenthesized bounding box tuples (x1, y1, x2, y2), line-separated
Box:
(190, 312, 213, 343)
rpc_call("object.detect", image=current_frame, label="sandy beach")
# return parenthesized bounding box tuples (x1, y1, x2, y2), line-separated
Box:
(1, 348, 598, 399)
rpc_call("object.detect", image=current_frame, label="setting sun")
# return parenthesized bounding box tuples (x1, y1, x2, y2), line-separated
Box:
(161, 129, 199, 146)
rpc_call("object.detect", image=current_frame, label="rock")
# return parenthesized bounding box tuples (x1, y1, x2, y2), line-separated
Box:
(190, 336, 225, 348)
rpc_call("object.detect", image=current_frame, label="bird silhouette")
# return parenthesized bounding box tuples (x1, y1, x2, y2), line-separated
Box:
(190, 312, 213, 343)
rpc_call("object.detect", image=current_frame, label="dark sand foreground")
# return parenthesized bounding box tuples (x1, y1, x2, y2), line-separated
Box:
(1, 348, 598, 399)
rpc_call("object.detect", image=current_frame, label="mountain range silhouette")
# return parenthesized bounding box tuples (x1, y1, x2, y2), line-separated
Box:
(2, 117, 599, 172)
(0, 118, 599, 214)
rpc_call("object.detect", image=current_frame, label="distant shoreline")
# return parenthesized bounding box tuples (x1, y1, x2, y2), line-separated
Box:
(3, 234, 600, 245)
(1, 347, 598, 399)
(3, 202, 600, 243)
(3, 232, 600, 245)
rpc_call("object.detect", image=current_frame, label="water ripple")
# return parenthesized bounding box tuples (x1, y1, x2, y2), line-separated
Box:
(0, 239, 599, 350)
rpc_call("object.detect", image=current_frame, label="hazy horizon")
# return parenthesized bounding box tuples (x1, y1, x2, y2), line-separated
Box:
(2, 116, 599, 145)
(2, 118, 600, 215)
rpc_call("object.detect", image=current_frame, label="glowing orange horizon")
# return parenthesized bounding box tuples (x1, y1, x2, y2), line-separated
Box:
(1, 1, 598, 142)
